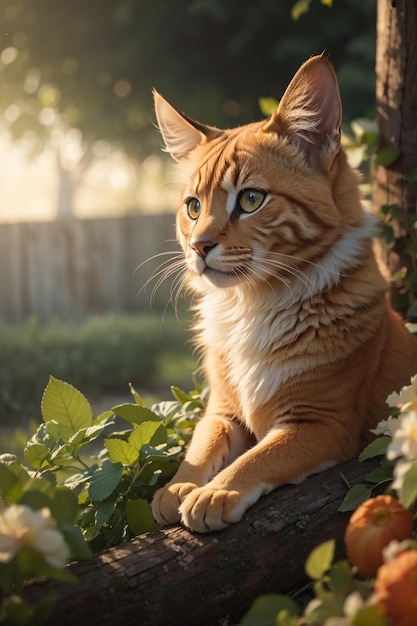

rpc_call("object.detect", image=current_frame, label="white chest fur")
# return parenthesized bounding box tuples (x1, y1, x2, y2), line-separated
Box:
(195, 213, 376, 423)
(196, 288, 305, 420)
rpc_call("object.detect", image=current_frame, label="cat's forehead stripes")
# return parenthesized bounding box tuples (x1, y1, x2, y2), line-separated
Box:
(188, 128, 258, 202)
(220, 165, 247, 215)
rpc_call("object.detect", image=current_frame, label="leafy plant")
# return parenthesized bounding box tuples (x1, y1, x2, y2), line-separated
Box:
(380, 202, 417, 320)
(338, 436, 393, 513)
(21, 377, 204, 550)
(0, 376, 205, 623)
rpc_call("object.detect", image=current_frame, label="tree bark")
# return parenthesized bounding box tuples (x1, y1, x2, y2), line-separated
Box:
(373, 0, 417, 274)
(25, 457, 378, 626)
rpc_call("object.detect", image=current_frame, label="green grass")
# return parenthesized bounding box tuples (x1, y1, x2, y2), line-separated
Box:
(0, 312, 197, 424)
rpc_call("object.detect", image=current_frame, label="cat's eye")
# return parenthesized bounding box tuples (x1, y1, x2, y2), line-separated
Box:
(237, 189, 266, 214)
(186, 197, 201, 220)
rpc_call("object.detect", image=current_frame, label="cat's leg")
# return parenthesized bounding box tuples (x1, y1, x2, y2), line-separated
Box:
(151, 413, 254, 525)
(179, 421, 356, 533)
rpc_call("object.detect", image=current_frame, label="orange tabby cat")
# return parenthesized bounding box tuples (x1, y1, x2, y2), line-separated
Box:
(151, 55, 417, 533)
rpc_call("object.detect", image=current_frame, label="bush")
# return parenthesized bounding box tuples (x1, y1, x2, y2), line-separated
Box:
(0, 313, 195, 422)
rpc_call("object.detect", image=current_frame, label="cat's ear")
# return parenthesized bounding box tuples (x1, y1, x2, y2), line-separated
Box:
(263, 55, 341, 167)
(153, 89, 222, 161)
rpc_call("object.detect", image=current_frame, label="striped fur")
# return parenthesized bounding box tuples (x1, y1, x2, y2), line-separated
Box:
(151, 55, 417, 533)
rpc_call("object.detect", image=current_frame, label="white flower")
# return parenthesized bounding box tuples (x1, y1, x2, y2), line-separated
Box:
(0, 504, 69, 569)
(386, 375, 417, 412)
(387, 409, 417, 461)
(391, 458, 415, 492)
(323, 592, 366, 625)
(370, 419, 391, 437)
(382, 539, 414, 563)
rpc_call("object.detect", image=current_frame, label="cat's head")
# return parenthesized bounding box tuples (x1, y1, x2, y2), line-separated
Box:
(154, 55, 364, 295)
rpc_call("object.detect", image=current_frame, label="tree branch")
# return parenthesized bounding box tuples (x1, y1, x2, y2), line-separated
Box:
(26, 457, 377, 626)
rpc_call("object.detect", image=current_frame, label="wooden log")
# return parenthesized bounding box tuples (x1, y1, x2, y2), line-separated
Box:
(26, 457, 377, 626)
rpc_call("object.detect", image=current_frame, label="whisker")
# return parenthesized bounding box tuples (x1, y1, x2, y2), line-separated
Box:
(135, 250, 187, 314)
(249, 259, 295, 300)
(255, 256, 312, 291)
(133, 249, 182, 275)
(258, 249, 345, 278)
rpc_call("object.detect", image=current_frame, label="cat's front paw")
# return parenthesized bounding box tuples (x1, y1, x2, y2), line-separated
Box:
(179, 487, 245, 533)
(152, 482, 198, 526)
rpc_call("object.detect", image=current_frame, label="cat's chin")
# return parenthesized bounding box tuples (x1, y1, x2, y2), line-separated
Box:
(201, 267, 245, 288)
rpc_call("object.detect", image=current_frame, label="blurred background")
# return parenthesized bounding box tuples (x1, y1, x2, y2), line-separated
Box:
(0, 0, 376, 438)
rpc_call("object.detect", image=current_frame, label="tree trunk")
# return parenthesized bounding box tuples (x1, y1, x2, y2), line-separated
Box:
(25, 457, 377, 626)
(373, 0, 417, 276)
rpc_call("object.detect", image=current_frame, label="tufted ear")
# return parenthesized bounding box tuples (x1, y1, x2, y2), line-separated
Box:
(153, 89, 222, 162)
(262, 55, 342, 167)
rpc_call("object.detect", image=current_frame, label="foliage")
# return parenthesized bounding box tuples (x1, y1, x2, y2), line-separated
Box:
(291, 0, 334, 22)
(0, 376, 205, 623)
(0, 0, 375, 158)
(0, 313, 193, 421)
(380, 202, 417, 320)
(340, 117, 417, 322)
(241, 374, 417, 626)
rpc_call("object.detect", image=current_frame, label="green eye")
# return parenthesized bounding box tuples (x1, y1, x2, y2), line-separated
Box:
(186, 197, 201, 220)
(237, 189, 266, 214)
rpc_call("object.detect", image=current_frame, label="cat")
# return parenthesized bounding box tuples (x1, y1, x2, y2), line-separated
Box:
(150, 54, 417, 533)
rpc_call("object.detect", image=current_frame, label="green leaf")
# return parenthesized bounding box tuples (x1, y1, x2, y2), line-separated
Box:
(24, 442, 50, 469)
(42, 376, 93, 442)
(125, 498, 157, 535)
(258, 97, 279, 117)
(20, 490, 51, 513)
(353, 604, 387, 626)
(407, 300, 417, 318)
(69, 419, 114, 447)
(60, 524, 92, 561)
(338, 484, 372, 513)
(328, 560, 353, 593)
(374, 146, 400, 166)
(94, 500, 117, 528)
(0, 463, 21, 501)
(88, 460, 123, 502)
(320, 0, 333, 6)
(111, 403, 160, 425)
(92, 410, 115, 425)
(129, 422, 165, 450)
(170, 385, 192, 405)
(305, 540, 335, 580)
(64, 472, 91, 490)
(50, 488, 79, 525)
(129, 382, 147, 407)
(241, 594, 298, 625)
(291, 0, 312, 21)
(359, 436, 391, 461)
(400, 460, 417, 508)
(365, 463, 393, 485)
(350, 118, 378, 146)
(104, 438, 138, 465)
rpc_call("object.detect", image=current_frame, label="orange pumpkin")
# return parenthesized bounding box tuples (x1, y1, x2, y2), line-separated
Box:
(375, 550, 417, 626)
(344, 495, 413, 578)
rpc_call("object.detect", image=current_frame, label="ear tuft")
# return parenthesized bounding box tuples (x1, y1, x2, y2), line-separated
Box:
(153, 90, 222, 161)
(263, 55, 342, 167)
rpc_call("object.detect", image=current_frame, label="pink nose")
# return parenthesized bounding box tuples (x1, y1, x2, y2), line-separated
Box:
(191, 240, 216, 259)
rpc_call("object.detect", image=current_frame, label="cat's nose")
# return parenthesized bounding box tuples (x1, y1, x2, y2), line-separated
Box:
(191, 240, 217, 259)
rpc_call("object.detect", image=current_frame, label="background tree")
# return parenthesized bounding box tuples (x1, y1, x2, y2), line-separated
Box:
(373, 0, 417, 319)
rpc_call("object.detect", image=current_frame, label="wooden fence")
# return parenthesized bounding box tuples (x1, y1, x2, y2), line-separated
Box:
(0, 214, 179, 322)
